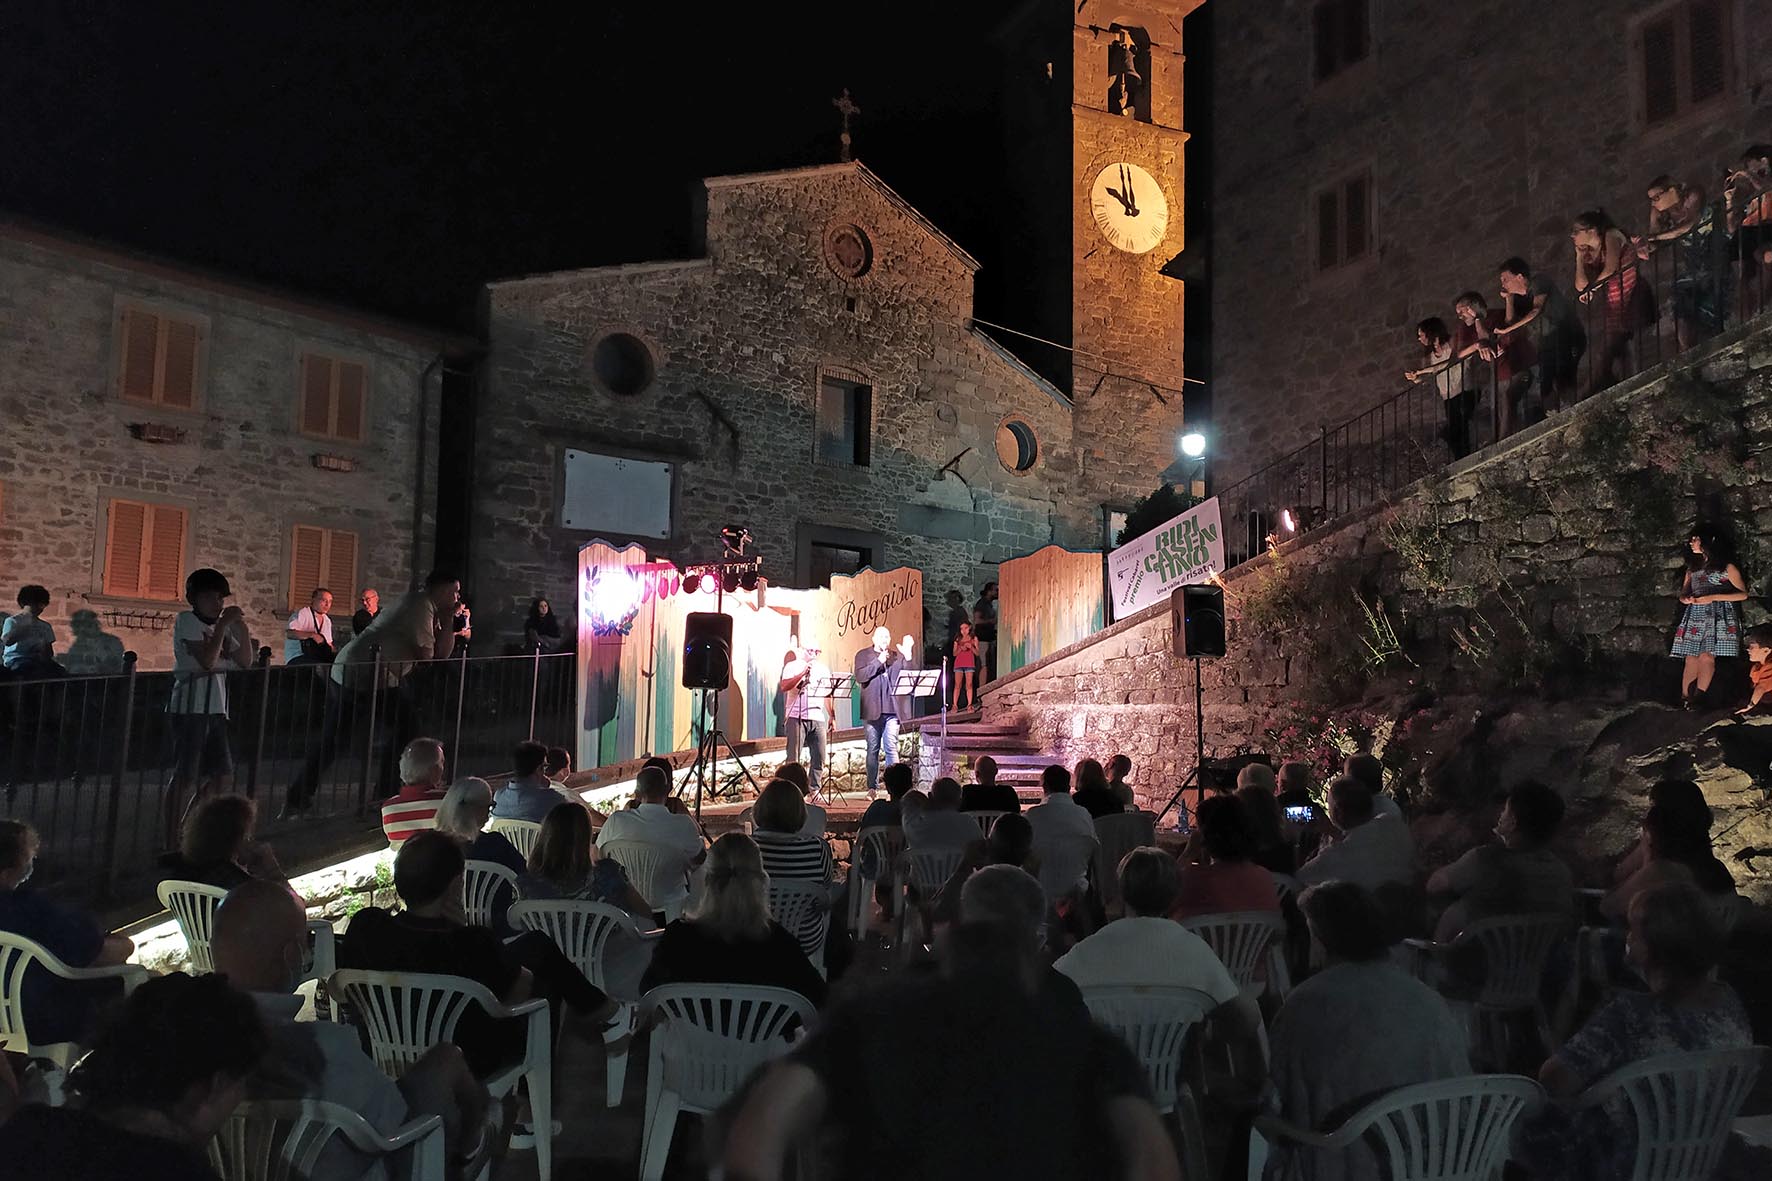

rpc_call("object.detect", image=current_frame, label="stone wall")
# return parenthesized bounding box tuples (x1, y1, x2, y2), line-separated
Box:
(475, 163, 1107, 645)
(1209, 0, 1772, 489)
(0, 228, 445, 670)
(985, 321, 1772, 900)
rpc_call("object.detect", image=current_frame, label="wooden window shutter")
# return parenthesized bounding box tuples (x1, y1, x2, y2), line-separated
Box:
(160, 318, 200, 409)
(1343, 174, 1369, 260)
(1312, 2, 1338, 80)
(1641, 16, 1679, 124)
(289, 525, 327, 611)
(1341, 0, 1369, 66)
(301, 355, 334, 436)
(142, 505, 187, 601)
(104, 500, 148, 597)
(1687, 0, 1728, 105)
(119, 308, 161, 404)
(324, 530, 359, 602)
(334, 361, 367, 441)
(1316, 190, 1340, 270)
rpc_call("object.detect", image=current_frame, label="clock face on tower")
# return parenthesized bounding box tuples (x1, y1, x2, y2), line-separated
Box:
(1089, 162, 1169, 255)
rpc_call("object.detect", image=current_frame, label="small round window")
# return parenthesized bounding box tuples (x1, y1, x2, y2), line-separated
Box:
(996, 419, 1039, 473)
(589, 332, 655, 397)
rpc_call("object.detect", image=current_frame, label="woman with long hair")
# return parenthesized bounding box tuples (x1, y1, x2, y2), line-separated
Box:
(519, 801, 651, 917)
(1572, 208, 1656, 390)
(1670, 528, 1747, 708)
(639, 833, 826, 1004)
(159, 794, 283, 888)
(1602, 797, 1735, 924)
(524, 597, 563, 654)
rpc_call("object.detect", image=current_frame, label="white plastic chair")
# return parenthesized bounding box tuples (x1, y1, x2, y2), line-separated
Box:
(600, 839, 693, 923)
(1405, 912, 1566, 1070)
(1032, 832, 1099, 904)
(508, 898, 663, 1109)
(157, 879, 230, 972)
(1251, 1074, 1542, 1181)
(895, 847, 967, 946)
(0, 930, 148, 1072)
(208, 1099, 445, 1181)
(1571, 1046, 1767, 1181)
(1182, 910, 1290, 1000)
(845, 825, 906, 936)
(968, 810, 1008, 838)
(765, 878, 831, 974)
(1092, 811, 1157, 914)
(1082, 984, 1216, 1181)
(734, 806, 755, 835)
(638, 983, 817, 1181)
(488, 818, 543, 860)
(329, 969, 554, 1181)
(461, 859, 519, 930)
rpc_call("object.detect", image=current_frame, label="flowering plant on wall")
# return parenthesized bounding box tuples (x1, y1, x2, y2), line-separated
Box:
(1259, 706, 1396, 794)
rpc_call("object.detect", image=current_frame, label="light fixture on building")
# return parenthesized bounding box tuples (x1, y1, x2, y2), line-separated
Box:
(1280, 508, 1297, 534)
(1179, 432, 1207, 459)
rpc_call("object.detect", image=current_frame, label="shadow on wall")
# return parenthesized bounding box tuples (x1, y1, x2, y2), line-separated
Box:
(63, 610, 127, 675)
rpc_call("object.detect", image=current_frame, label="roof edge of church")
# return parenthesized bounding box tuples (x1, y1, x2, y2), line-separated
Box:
(703, 160, 981, 274)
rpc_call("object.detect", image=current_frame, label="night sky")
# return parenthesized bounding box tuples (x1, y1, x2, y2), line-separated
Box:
(0, 2, 1029, 331)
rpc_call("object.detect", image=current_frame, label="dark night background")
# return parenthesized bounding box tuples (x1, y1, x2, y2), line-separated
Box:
(0, 1, 1039, 332)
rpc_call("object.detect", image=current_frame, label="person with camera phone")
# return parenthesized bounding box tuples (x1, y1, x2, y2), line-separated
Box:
(283, 587, 335, 666)
(164, 568, 257, 848)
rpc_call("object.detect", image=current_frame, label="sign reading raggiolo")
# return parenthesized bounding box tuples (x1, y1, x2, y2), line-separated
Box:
(1107, 497, 1225, 619)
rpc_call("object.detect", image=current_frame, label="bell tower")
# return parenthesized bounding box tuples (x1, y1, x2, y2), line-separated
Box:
(1067, 3, 1197, 508)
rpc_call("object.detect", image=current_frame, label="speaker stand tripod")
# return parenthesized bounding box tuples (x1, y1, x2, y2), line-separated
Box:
(687, 686, 758, 821)
(1155, 655, 1207, 830)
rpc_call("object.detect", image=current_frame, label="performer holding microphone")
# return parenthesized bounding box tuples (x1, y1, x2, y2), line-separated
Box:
(854, 626, 909, 798)
(781, 641, 832, 800)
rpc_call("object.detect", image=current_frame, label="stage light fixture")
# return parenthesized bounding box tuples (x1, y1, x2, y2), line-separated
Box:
(1280, 508, 1297, 534)
(1179, 432, 1207, 459)
(682, 572, 702, 593)
(722, 569, 741, 593)
(740, 570, 759, 591)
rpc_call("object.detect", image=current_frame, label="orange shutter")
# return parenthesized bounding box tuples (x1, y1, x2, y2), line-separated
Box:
(324, 530, 359, 603)
(160, 319, 200, 409)
(104, 500, 148, 597)
(119, 309, 160, 404)
(142, 505, 187, 600)
(301, 355, 334, 436)
(334, 361, 366, 441)
(289, 525, 326, 611)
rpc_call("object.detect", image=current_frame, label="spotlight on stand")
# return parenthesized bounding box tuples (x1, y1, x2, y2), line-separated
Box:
(722, 569, 741, 594)
(1179, 431, 1207, 459)
(739, 569, 760, 591)
(682, 572, 703, 594)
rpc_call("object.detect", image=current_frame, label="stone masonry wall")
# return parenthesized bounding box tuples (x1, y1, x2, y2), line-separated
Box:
(1211, 0, 1772, 489)
(985, 319, 1772, 894)
(475, 163, 1104, 644)
(0, 231, 443, 670)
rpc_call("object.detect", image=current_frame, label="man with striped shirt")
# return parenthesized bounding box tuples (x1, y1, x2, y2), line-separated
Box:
(380, 738, 451, 847)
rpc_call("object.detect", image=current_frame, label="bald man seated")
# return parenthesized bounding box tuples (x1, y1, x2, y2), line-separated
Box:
(212, 880, 490, 1178)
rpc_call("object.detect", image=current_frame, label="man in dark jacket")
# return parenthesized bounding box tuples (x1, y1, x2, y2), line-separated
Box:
(853, 626, 907, 798)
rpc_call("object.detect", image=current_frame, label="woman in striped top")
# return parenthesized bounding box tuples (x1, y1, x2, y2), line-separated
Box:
(751, 779, 834, 885)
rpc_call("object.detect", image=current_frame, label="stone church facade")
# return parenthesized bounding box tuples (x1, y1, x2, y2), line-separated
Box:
(473, 0, 1199, 643)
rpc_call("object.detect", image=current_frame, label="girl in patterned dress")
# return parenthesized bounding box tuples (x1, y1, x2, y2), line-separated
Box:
(1671, 530, 1747, 708)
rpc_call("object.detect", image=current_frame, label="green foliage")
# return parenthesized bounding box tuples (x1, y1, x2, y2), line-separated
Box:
(1116, 483, 1201, 547)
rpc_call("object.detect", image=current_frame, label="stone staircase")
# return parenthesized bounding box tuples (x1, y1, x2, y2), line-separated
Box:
(915, 713, 1050, 804)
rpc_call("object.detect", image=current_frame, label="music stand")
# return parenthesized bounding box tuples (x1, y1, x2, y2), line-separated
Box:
(802, 671, 852, 805)
(895, 667, 943, 734)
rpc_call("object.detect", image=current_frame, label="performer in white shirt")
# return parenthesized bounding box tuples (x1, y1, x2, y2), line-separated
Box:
(781, 642, 833, 801)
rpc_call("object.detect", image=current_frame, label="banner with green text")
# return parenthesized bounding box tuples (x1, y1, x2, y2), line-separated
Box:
(1107, 497, 1224, 619)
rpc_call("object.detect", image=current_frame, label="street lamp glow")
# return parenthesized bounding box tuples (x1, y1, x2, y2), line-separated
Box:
(1179, 432, 1207, 459)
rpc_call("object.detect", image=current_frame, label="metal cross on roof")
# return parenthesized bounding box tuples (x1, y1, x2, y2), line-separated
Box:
(832, 88, 861, 162)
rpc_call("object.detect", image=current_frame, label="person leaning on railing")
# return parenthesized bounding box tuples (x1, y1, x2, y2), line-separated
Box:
(1456, 290, 1536, 441)
(1635, 175, 1727, 353)
(1404, 317, 1480, 461)
(1723, 143, 1772, 318)
(1571, 209, 1657, 394)
(1496, 256, 1586, 415)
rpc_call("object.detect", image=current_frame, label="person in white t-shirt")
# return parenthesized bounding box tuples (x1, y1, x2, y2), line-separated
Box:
(1295, 777, 1416, 892)
(2, 585, 62, 678)
(597, 766, 707, 915)
(283, 587, 335, 666)
(780, 644, 832, 797)
(164, 568, 257, 849)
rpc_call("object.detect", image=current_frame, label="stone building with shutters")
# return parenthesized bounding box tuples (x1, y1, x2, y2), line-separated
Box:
(1206, 0, 1772, 489)
(471, 5, 1203, 641)
(0, 220, 459, 670)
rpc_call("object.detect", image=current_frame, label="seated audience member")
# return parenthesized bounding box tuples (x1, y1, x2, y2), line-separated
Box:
(1295, 777, 1415, 892)
(1610, 778, 1711, 884)
(340, 830, 613, 1075)
(859, 762, 917, 830)
(596, 765, 706, 915)
(960, 864, 1088, 1018)
(1236, 761, 1277, 795)
(1426, 779, 1573, 941)
(1343, 752, 1403, 819)
(905, 777, 984, 851)
(436, 777, 525, 875)
(1601, 796, 1735, 923)
(640, 833, 827, 1005)
(3, 584, 63, 678)
(1027, 763, 1099, 897)
(519, 802, 654, 997)
(0, 972, 267, 1180)
(1107, 753, 1136, 809)
(725, 906, 1175, 1180)
(542, 745, 573, 784)
(1071, 758, 1125, 818)
(959, 754, 1021, 814)
(158, 793, 284, 888)
(380, 737, 451, 846)
(772, 761, 827, 835)
(932, 813, 1041, 926)
(1515, 883, 1752, 1181)
(634, 756, 690, 815)
(751, 779, 837, 884)
(1267, 882, 1468, 1181)
(1740, 625, 1772, 715)
(1236, 783, 1298, 875)
(490, 739, 574, 823)
(1275, 761, 1315, 804)
(1174, 795, 1283, 920)
(0, 820, 134, 1046)
(214, 880, 489, 1175)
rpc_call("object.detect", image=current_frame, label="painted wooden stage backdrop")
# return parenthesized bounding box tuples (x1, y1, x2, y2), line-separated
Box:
(998, 544, 1105, 673)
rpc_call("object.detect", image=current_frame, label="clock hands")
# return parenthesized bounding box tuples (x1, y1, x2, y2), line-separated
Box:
(1104, 163, 1140, 218)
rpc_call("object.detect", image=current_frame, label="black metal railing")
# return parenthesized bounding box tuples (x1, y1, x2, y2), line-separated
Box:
(1215, 186, 1770, 569)
(0, 648, 576, 904)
